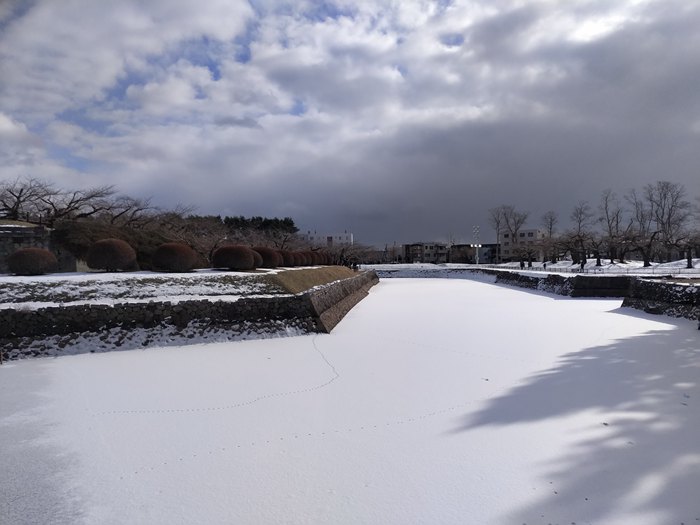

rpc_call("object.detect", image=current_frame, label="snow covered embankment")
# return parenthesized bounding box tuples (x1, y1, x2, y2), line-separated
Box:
(0, 271, 379, 361)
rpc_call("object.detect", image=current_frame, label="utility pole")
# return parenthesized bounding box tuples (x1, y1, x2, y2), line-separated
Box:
(471, 225, 482, 265)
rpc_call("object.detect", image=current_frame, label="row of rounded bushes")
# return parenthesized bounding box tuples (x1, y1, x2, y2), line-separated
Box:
(5, 239, 337, 275)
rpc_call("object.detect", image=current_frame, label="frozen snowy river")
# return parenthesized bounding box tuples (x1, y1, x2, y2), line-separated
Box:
(1, 278, 699, 524)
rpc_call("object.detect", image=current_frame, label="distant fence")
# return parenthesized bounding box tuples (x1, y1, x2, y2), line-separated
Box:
(474, 264, 700, 276)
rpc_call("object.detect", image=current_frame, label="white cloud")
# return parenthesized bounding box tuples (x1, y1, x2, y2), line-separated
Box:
(1, 0, 700, 245)
(0, 0, 253, 121)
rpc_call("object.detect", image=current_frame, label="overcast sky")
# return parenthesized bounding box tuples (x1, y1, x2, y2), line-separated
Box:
(1, 0, 699, 246)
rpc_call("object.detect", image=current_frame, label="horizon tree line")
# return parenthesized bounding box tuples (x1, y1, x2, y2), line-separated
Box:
(489, 181, 700, 268)
(0, 176, 374, 266)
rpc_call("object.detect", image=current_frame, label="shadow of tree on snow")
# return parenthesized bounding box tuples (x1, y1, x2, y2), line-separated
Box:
(455, 308, 700, 524)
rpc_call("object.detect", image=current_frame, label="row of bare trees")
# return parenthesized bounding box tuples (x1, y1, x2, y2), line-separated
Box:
(0, 176, 373, 267)
(489, 181, 700, 268)
(0, 176, 155, 228)
(0, 177, 311, 263)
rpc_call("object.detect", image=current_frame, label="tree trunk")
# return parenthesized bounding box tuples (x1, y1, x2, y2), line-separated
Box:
(687, 248, 693, 269)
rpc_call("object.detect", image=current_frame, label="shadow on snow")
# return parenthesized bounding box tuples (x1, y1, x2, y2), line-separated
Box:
(454, 308, 700, 524)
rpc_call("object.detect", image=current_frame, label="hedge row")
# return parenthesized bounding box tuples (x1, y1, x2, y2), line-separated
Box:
(211, 245, 335, 271)
(4, 240, 336, 276)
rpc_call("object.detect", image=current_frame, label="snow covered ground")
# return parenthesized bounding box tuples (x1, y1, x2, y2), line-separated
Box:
(0, 269, 288, 309)
(1, 279, 699, 524)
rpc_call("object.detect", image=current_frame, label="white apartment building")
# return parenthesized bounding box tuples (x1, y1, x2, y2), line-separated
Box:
(498, 228, 546, 261)
(302, 230, 354, 247)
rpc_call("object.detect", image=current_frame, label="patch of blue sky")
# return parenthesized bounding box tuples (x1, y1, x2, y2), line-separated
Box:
(440, 33, 464, 47)
(57, 108, 116, 136)
(302, 1, 356, 22)
(100, 70, 149, 105)
(290, 99, 307, 116)
(46, 144, 93, 172)
(163, 36, 225, 80)
(436, 0, 454, 13)
(234, 19, 260, 64)
(246, 0, 268, 18)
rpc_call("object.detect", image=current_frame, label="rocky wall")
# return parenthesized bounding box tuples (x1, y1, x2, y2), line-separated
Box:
(622, 279, 700, 321)
(0, 270, 379, 361)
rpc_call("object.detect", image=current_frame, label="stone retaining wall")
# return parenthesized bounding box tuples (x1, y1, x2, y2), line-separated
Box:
(622, 279, 700, 320)
(457, 269, 632, 298)
(0, 270, 379, 361)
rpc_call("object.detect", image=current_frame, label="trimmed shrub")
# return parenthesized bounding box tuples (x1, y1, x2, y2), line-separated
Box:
(7, 247, 58, 276)
(212, 245, 257, 271)
(152, 243, 198, 272)
(304, 251, 321, 266)
(252, 246, 284, 268)
(278, 250, 296, 267)
(51, 220, 172, 271)
(86, 238, 138, 272)
(292, 252, 308, 266)
(251, 249, 263, 269)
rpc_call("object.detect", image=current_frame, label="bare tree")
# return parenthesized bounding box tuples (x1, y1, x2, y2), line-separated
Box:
(150, 210, 224, 263)
(105, 196, 156, 228)
(0, 177, 55, 221)
(540, 210, 558, 262)
(626, 188, 659, 267)
(488, 206, 506, 263)
(567, 201, 595, 267)
(39, 185, 116, 226)
(598, 189, 633, 263)
(501, 205, 529, 263)
(644, 180, 692, 262)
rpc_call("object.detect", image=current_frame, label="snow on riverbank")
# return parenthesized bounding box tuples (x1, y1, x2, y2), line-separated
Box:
(1, 279, 699, 524)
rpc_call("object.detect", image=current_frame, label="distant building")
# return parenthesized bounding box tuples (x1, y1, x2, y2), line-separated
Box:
(449, 243, 499, 264)
(302, 230, 354, 247)
(499, 229, 546, 261)
(404, 242, 448, 264)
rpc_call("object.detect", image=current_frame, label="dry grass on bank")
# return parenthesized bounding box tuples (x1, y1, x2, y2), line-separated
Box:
(270, 266, 356, 294)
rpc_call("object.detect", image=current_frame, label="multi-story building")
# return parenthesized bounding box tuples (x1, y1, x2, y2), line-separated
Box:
(302, 230, 354, 247)
(448, 243, 499, 264)
(498, 229, 546, 261)
(403, 242, 448, 263)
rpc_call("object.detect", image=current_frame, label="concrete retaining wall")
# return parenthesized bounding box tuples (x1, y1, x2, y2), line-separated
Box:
(0, 270, 379, 361)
